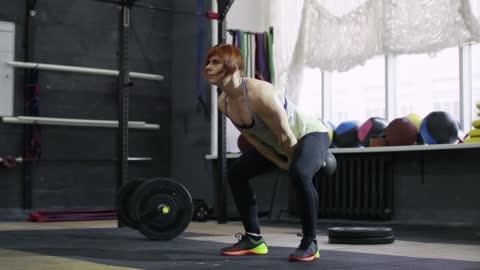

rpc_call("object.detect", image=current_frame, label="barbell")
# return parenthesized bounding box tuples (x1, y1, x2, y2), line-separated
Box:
(116, 177, 193, 240)
(116, 152, 335, 241)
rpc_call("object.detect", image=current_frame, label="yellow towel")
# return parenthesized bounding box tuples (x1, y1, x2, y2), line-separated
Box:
(469, 128, 480, 137)
(465, 136, 480, 143)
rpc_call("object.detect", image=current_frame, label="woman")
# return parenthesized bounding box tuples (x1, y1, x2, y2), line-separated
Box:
(204, 44, 330, 262)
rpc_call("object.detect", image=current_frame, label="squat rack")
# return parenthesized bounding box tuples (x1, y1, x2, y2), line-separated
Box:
(17, 0, 235, 223)
(86, 0, 234, 226)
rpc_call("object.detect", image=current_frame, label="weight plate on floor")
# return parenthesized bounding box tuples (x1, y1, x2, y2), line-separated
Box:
(130, 177, 193, 240)
(116, 179, 145, 229)
(328, 227, 393, 238)
(329, 235, 395, 244)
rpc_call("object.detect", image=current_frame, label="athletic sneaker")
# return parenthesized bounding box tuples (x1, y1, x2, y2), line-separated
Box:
(288, 235, 320, 262)
(220, 233, 269, 256)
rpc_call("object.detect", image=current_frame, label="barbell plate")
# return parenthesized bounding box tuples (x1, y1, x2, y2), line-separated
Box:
(130, 177, 193, 240)
(328, 227, 393, 238)
(116, 179, 145, 229)
(329, 235, 395, 244)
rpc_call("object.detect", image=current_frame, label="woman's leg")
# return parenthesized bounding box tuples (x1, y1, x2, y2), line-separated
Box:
(288, 132, 330, 239)
(227, 147, 277, 234)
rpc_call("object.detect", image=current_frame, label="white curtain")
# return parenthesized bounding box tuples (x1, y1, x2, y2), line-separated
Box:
(268, 0, 480, 102)
(266, 0, 305, 97)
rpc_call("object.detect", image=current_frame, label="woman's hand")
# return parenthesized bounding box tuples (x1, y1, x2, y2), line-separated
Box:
(275, 158, 290, 171)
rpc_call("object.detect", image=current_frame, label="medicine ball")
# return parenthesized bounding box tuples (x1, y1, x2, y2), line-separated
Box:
(420, 111, 459, 144)
(406, 113, 422, 130)
(385, 117, 418, 146)
(237, 134, 252, 153)
(333, 121, 360, 148)
(357, 117, 388, 146)
(406, 113, 424, 144)
(320, 119, 336, 147)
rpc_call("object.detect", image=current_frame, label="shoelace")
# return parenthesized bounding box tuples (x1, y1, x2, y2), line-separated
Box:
(234, 232, 245, 242)
(296, 233, 316, 250)
(231, 232, 246, 247)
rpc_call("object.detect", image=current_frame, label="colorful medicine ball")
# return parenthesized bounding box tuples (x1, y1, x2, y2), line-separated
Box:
(333, 121, 360, 148)
(405, 113, 422, 131)
(405, 113, 424, 144)
(237, 134, 252, 153)
(385, 117, 418, 146)
(420, 111, 459, 144)
(357, 117, 388, 146)
(320, 119, 336, 147)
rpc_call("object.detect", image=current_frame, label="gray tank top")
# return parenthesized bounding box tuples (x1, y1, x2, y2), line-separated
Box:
(227, 78, 328, 155)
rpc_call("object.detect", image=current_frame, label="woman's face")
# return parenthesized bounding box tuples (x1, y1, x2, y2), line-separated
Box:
(205, 55, 226, 85)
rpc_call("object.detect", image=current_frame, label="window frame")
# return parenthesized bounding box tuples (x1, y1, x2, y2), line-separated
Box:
(320, 45, 475, 131)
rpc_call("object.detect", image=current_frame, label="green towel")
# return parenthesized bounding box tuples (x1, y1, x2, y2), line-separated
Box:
(267, 31, 275, 84)
(240, 32, 247, 75)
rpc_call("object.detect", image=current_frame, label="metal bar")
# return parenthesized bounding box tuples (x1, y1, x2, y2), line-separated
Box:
(459, 46, 472, 131)
(6, 60, 164, 81)
(86, 0, 121, 4)
(0, 157, 152, 163)
(216, 17, 228, 224)
(23, 0, 35, 211)
(385, 54, 396, 121)
(1, 116, 160, 129)
(117, 0, 131, 228)
(134, 3, 203, 16)
(209, 0, 219, 157)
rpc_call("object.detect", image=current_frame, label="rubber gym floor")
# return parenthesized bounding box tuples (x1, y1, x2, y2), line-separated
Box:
(0, 220, 479, 270)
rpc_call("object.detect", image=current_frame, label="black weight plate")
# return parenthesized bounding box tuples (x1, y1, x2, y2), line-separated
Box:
(116, 179, 145, 229)
(130, 177, 193, 240)
(329, 235, 395, 244)
(328, 227, 393, 238)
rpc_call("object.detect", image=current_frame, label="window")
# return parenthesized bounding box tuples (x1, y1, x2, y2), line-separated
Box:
(395, 47, 460, 121)
(297, 68, 323, 118)
(471, 1, 480, 121)
(329, 56, 385, 125)
(472, 43, 480, 121)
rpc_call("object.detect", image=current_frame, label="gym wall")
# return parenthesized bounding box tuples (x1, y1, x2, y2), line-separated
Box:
(170, 0, 215, 215)
(0, 0, 178, 219)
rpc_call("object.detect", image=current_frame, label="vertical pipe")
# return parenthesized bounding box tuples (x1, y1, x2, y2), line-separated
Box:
(385, 54, 396, 121)
(460, 46, 472, 131)
(210, 0, 218, 156)
(321, 72, 332, 120)
(117, 1, 131, 227)
(22, 0, 34, 210)
(216, 17, 228, 223)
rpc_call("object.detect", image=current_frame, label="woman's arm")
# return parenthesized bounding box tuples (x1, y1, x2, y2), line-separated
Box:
(248, 81, 298, 162)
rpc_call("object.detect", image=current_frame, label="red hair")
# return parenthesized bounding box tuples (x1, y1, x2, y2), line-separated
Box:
(204, 44, 244, 76)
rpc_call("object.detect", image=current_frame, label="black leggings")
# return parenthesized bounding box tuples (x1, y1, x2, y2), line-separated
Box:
(227, 132, 330, 239)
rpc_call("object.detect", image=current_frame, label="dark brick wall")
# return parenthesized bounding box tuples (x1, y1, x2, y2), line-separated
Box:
(170, 1, 214, 206)
(0, 0, 176, 218)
